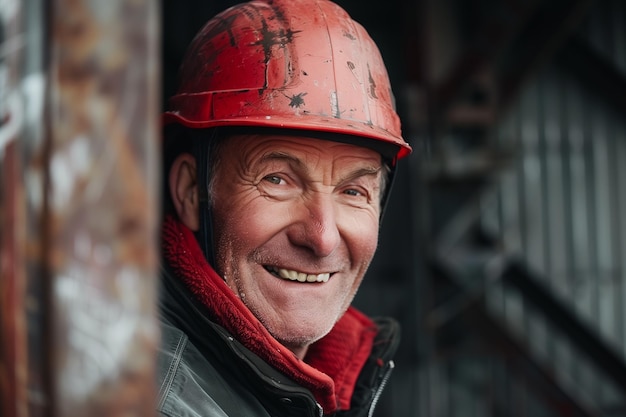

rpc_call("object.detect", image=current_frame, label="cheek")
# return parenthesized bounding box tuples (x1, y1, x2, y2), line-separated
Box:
(213, 196, 289, 251)
(340, 211, 379, 262)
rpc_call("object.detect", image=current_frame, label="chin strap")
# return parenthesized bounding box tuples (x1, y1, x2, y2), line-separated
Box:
(379, 162, 397, 223)
(192, 129, 218, 268)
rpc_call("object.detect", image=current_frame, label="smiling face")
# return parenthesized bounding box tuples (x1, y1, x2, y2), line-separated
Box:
(209, 134, 383, 358)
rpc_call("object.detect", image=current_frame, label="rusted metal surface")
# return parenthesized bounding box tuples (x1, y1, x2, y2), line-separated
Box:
(3, 0, 160, 416)
(0, 143, 28, 417)
(1, 2, 29, 416)
(46, 0, 160, 416)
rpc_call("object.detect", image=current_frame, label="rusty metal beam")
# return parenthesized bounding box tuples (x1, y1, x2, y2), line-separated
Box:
(1, 3, 30, 417)
(46, 1, 161, 416)
(0, 143, 28, 417)
(2, 1, 161, 416)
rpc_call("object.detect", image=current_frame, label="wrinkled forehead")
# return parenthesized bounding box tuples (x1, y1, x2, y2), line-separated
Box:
(221, 133, 384, 172)
(218, 127, 398, 165)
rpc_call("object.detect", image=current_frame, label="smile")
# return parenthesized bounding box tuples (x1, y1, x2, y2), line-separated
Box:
(265, 266, 331, 283)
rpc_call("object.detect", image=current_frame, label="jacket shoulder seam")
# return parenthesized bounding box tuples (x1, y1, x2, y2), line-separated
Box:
(157, 331, 189, 411)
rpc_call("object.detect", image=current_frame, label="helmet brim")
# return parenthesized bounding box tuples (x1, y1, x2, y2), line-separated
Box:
(162, 112, 412, 162)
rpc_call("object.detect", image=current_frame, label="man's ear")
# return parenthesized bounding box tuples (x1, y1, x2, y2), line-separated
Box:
(169, 153, 199, 231)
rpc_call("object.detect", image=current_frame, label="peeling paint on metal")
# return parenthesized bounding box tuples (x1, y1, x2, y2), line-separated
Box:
(330, 91, 339, 118)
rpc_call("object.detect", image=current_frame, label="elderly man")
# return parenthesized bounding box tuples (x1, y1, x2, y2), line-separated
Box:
(157, 0, 412, 416)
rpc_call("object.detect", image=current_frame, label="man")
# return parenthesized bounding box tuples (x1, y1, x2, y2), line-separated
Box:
(157, 0, 412, 416)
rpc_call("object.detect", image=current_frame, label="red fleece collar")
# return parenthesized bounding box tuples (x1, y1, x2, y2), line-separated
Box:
(161, 215, 377, 413)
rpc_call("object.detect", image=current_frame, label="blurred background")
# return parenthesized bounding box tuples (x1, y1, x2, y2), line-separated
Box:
(2, 0, 626, 416)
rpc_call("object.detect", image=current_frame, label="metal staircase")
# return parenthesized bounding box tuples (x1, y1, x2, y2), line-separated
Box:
(414, 0, 626, 415)
(429, 218, 626, 416)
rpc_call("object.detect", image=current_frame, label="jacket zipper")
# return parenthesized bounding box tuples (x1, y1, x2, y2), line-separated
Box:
(367, 360, 395, 417)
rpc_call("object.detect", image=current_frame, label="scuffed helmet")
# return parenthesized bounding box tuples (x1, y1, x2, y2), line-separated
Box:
(164, 0, 411, 162)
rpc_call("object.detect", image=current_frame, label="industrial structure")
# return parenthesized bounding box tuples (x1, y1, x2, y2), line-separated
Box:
(2, 0, 626, 415)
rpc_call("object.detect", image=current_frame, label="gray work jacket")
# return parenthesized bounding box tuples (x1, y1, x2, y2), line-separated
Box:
(156, 271, 399, 417)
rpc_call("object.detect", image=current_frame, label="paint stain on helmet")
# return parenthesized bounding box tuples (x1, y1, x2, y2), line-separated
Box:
(288, 92, 307, 108)
(367, 65, 378, 99)
(257, 27, 298, 51)
(241, 2, 301, 91)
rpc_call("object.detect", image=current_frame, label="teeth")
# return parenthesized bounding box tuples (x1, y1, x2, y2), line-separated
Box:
(268, 267, 330, 283)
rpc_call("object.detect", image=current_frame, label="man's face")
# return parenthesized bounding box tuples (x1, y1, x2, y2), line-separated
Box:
(210, 134, 383, 357)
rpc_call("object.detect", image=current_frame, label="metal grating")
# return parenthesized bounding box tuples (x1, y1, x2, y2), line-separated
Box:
(477, 0, 626, 413)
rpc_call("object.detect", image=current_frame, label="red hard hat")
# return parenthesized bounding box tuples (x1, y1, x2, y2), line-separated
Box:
(164, 0, 412, 162)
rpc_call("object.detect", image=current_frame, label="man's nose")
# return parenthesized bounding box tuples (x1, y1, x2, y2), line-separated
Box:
(288, 192, 341, 258)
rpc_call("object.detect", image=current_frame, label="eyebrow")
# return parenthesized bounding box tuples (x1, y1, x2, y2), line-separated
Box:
(338, 166, 382, 184)
(259, 151, 382, 183)
(259, 151, 303, 168)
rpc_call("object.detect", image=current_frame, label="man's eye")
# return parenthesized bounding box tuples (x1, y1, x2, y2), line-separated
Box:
(264, 175, 283, 185)
(344, 188, 364, 197)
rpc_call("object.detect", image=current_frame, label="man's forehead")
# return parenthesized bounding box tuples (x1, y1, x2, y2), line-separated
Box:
(214, 126, 398, 163)
(228, 133, 383, 165)
(218, 134, 382, 170)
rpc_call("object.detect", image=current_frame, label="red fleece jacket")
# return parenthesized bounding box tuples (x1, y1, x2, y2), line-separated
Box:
(161, 215, 377, 414)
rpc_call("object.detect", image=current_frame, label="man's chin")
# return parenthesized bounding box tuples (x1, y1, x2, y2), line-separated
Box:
(273, 327, 330, 357)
